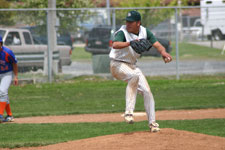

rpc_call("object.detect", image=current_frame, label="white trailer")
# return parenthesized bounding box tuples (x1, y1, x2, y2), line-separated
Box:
(200, 0, 225, 40)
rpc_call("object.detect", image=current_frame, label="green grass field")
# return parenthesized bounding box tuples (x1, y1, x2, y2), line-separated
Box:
(170, 42, 224, 60)
(0, 75, 224, 148)
(1, 42, 224, 148)
(71, 47, 91, 61)
(9, 75, 225, 117)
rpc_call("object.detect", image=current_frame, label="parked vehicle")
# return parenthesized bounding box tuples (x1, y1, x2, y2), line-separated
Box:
(73, 11, 108, 43)
(150, 20, 176, 41)
(0, 27, 71, 71)
(150, 18, 204, 41)
(85, 25, 172, 57)
(85, 25, 114, 55)
(200, 0, 225, 40)
(21, 26, 74, 50)
(182, 18, 203, 40)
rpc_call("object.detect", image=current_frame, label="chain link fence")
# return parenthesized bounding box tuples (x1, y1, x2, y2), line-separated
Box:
(0, 6, 225, 83)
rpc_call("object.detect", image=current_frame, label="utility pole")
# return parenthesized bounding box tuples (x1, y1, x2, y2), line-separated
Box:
(106, 0, 111, 25)
(47, 0, 56, 82)
(178, 0, 183, 41)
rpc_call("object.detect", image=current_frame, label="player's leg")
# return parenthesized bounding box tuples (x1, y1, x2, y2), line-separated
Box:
(4, 103, 14, 122)
(135, 68, 160, 132)
(0, 72, 13, 122)
(110, 60, 139, 123)
(0, 99, 6, 123)
(0, 75, 6, 122)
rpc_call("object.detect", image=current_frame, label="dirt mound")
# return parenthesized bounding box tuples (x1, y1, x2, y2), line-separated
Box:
(2, 108, 225, 150)
(11, 128, 225, 150)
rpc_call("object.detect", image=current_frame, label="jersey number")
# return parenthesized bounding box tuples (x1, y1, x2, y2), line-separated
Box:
(1, 66, 9, 71)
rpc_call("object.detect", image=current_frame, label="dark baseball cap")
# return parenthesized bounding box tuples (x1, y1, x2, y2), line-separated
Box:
(125, 10, 141, 22)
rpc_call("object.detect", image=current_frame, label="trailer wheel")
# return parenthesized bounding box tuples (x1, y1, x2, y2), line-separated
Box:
(213, 30, 223, 40)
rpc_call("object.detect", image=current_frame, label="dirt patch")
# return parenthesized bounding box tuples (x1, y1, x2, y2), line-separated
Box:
(14, 108, 225, 124)
(2, 108, 225, 150)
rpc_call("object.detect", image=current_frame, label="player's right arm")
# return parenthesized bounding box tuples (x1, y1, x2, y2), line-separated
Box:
(147, 28, 172, 63)
(112, 31, 130, 49)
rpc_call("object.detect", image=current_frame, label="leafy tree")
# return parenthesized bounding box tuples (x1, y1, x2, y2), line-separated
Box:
(115, 0, 188, 27)
(0, 0, 15, 26)
(11, 0, 96, 35)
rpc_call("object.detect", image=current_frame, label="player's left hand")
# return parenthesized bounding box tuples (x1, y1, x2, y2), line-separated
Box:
(130, 39, 152, 54)
(13, 76, 18, 85)
(161, 51, 172, 63)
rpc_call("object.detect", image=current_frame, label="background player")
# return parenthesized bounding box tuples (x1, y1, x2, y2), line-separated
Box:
(0, 35, 18, 123)
(109, 10, 172, 132)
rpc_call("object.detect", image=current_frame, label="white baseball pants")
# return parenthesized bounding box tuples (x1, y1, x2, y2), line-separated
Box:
(110, 60, 156, 124)
(0, 71, 13, 103)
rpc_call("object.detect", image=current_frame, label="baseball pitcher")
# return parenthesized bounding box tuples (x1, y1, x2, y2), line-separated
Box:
(109, 10, 172, 132)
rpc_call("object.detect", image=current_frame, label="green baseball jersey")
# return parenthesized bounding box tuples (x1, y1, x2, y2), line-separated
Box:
(113, 28, 157, 44)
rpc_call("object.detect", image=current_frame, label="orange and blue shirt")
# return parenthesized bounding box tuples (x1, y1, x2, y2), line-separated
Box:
(0, 46, 17, 74)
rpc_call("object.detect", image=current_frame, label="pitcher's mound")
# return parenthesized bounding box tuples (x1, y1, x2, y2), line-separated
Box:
(14, 128, 225, 150)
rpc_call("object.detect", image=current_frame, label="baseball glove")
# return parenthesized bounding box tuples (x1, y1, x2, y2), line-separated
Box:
(130, 39, 152, 54)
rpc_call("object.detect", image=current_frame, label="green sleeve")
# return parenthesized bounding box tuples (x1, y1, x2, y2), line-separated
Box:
(146, 28, 158, 44)
(113, 31, 126, 42)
